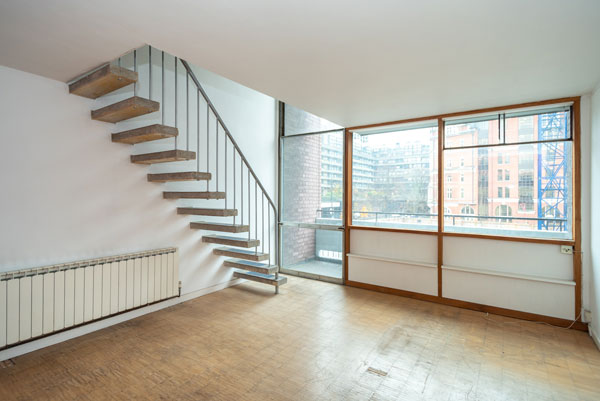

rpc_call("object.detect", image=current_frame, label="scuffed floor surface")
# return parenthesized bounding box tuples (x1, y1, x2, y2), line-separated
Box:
(1, 276, 599, 400)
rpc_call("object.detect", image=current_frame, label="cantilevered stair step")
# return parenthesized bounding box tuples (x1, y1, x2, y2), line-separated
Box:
(178, 208, 237, 217)
(213, 247, 269, 262)
(91, 96, 159, 123)
(131, 150, 196, 164)
(69, 64, 138, 99)
(233, 271, 287, 286)
(190, 222, 249, 233)
(224, 259, 277, 274)
(202, 235, 259, 248)
(148, 171, 211, 182)
(113, 124, 178, 144)
(164, 191, 225, 200)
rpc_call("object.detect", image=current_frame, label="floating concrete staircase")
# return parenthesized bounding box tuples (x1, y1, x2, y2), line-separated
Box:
(163, 191, 226, 200)
(69, 64, 137, 99)
(178, 208, 237, 216)
(113, 124, 178, 144)
(68, 50, 284, 292)
(213, 247, 270, 262)
(224, 259, 277, 274)
(131, 150, 196, 164)
(233, 271, 287, 287)
(148, 171, 211, 182)
(202, 235, 260, 248)
(92, 96, 159, 123)
(190, 222, 249, 233)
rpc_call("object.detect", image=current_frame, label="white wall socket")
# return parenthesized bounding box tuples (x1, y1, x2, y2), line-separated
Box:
(560, 245, 573, 255)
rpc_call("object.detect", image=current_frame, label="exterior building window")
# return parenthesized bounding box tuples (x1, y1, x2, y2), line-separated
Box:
(495, 205, 513, 222)
(443, 106, 573, 239)
(447, 188, 452, 199)
(460, 173, 465, 182)
(460, 188, 465, 199)
(461, 206, 475, 215)
(351, 123, 438, 230)
(447, 175, 452, 182)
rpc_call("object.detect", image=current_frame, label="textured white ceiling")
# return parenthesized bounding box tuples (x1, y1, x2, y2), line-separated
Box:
(1, 0, 599, 127)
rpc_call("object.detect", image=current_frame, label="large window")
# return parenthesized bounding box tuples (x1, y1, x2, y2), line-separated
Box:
(352, 123, 438, 230)
(280, 103, 344, 283)
(443, 106, 573, 239)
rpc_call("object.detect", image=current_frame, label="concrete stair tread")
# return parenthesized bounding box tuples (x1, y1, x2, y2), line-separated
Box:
(148, 171, 211, 182)
(164, 191, 225, 200)
(190, 222, 248, 233)
(91, 96, 159, 123)
(224, 259, 277, 274)
(113, 124, 178, 144)
(213, 247, 269, 261)
(69, 64, 137, 99)
(202, 235, 259, 248)
(131, 150, 196, 164)
(233, 271, 287, 286)
(178, 208, 237, 216)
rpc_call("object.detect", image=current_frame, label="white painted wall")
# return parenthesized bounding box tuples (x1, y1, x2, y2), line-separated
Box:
(442, 237, 575, 319)
(348, 230, 437, 296)
(590, 86, 600, 346)
(0, 55, 277, 356)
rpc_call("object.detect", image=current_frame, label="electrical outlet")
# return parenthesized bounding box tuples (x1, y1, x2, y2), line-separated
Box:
(561, 245, 573, 255)
(584, 310, 592, 322)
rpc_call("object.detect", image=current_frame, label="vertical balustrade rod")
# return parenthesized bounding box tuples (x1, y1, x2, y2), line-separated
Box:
(133, 50, 137, 97)
(262, 193, 265, 253)
(255, 181, 257, 246)
(274, 206, 279, 294)
(186, 73, 189, 151)
(148, 46, 152, 100)
(233, 152, 236, 225)
(206, 105, 210, 192)
(225, 133, 228, 208)
(197, 91, 200, 173)
(248, 169, 251, 243)
(161, 51, 165, 125)
(241, 161, 244, 225)
(174, 57, 178, 150)
(216, 120, 219, 192)
(268, 208, 271, 267)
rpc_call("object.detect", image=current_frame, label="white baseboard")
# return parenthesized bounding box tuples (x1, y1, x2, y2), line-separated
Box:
(0, 278, 243, 361)
(590, 326, 600, 352)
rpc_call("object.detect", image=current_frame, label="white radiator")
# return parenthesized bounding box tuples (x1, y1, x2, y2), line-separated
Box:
(0, 248, 179, 350)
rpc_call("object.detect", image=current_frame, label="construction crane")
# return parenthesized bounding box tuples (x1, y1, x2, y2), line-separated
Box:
(537, 112, 570, 231)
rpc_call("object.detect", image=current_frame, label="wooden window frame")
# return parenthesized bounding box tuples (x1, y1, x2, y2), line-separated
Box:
(343, 96, 583, 327)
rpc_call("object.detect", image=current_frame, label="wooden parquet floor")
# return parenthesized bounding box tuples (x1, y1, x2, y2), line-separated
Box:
(1, 276, 599, 400)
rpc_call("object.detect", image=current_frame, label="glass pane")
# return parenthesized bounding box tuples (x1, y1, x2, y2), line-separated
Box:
(281, 226, 343, 280)
(445, 109, 570, 149)
(445, 117, 502, 148)
(504, 110, 570, 144)
(283, 104, 342, 136)
(282, 131, 344, 225)
(352, 126, 438, 230)
(443, 142, 572, 239)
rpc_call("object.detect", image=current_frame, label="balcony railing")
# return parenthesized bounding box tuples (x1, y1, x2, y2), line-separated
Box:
(316, 208, 568, 231)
